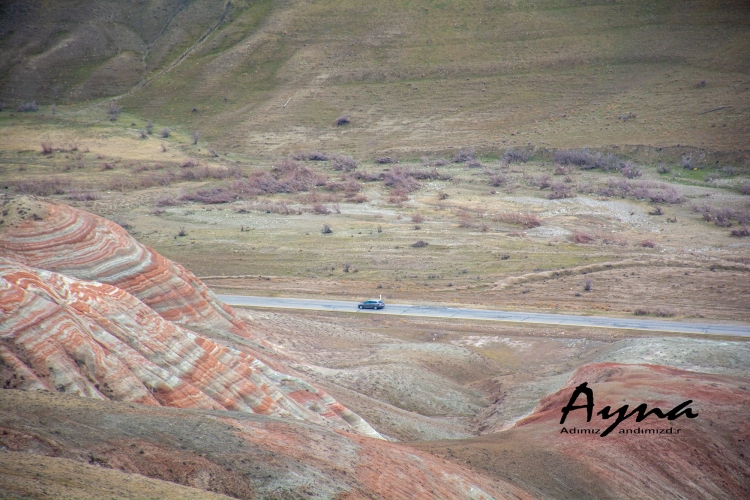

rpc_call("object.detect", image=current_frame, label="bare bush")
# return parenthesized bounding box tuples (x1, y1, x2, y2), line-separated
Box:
(620, 163, 642, 178)
(588, 179, 683, 204)
(13, 177, 70, 196)
(730, 227, 750, 237)
(503, 148, 530, 164)
(548, 182, 575, 199)
(693, 205, 750, 227)
(108, 101, 122, 120)
(332, 155, 358, 172)
(739, 183, 750, 195)
(352, 170, 381, 182)
(412, 240, 428, 248)
(657, 164, 670, 174)
(528, 174, 551, 189)
(293, 151, 330, 161)
(67, 190, 101, 201)
(40, 140, 54, 155)
(156, 196, 178, 207)
(571, 231, 594, 244)
(411, 212, 424, 224)
(383, 167, 421, 193)
(151, 207, 166, 216)
(312, 202, 330, 214)
(453, 147, 476, 163)
(336, 115, 350, 126)
(375, 157, 393, 164)
(457, 211, 474, 228)
(555, 149, 620, 171)
(192, 130, 200, 145)
(161, 128, 171, 138)
(492, 212, 541, 228)
(18, 101, 39, 112)
(640, 239, 656, 248)
(139, 129, 148, 139)
(146, 121, 154, 135)
(177, 227, 187, 237)
(351, 194, 368, 203)
(179, 187, 240, 204)
(208, 147, 219, 158)
(583, 279, 592, 291)
(321, 224, 333, 234)
(487, 171, 507, 187)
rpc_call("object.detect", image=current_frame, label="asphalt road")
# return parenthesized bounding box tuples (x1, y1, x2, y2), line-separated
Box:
(218, 295, 750, 337)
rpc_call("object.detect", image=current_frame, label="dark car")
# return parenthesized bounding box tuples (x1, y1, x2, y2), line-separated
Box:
(358, 299, 385, 310)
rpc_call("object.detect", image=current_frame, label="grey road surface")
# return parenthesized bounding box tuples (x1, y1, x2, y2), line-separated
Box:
(218, 295, 750, 337)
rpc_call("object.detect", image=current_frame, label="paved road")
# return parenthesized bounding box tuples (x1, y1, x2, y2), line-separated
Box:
(218, 295, 750, 337)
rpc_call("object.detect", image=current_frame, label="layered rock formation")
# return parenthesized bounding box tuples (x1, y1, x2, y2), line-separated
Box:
(0, 197, 378, 438)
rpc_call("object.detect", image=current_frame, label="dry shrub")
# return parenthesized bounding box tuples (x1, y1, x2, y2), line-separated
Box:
(13, 177, 70, 196)
(383, 167, 421, 193)
(108, 101, 122, 120)
(321, 224, 333, 234)
(67, 190, 101, 201)
(528, 174, 551, 189)
(554, 164, 568, 175)
(352, 170, 381, 182)
(181, 158, 198, 168)
(411, 212, 424, 224)
(350, 194, 368, 203)
(465, 159, 483, 168)
(293, 151, 330, 161)
(739, 183, 750, 195)
(457, 211, 474, 228)
(18, 101, 39, 112)
(161, 128, 171, 138)
(493, 212, 541, 228)
(503, 148, 530, 164)
(571, 231, 594, 244)
(453, 147, 476, 163)
(635, 307, 674, 317)
(640, 239, 656, 248)
(375, 157, 393, 164)
(151, 207, 166, 216)
(240, 201, 296, 215)
(156, 196, 178, 207)
(412, 240, 428, 248)
(40, 140, 54, 155)
(555, 149, 620, 171)
(312, 202, 330, 214)
(247, 161, 327, 194)
(633, 308, 650, 316)
(332, 155, 358, 172)
(180, 187, 240, 204)
(548, 182, 575, 199)
(730, 227, 749, 237)
(336, 115, 350, 126)
(487, 171, 507, 187)
(693, 204, 750, 227)
(620, 163, 642, 179)
(590, 179, 683, 204)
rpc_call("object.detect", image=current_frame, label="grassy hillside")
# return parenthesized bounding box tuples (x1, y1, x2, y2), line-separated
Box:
(1, 0, 749, 156)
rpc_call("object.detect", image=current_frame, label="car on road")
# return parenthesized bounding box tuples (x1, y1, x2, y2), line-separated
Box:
(358, 299, 385, 310)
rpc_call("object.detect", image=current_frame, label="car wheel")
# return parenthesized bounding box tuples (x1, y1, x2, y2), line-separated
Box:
(358, 305, 363, 309)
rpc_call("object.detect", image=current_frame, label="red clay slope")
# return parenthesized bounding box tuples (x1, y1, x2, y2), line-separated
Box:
(415, 362, 750, 499)
(0, 197, 379, 438)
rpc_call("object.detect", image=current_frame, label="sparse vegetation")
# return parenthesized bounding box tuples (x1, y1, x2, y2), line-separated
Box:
(336, 115, 350, 126)
(108, 101, 122, 120)
(503, 148, 530, 164)
(412, 240, 428, 247)
(17, 101, 39, 112)
(453, 147, 476, 163)
(321, 224, 333, 234)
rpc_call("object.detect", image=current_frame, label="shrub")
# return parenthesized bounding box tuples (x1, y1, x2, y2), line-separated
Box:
(583, 279, 592, 292)
(41, 140, 54, 155)
(161, 128, 171, 138)
(571, 231, 594, 244)
(503, 148, 530, 164)
(457, 211, 474, 228)
(293, 151, 330, 161)
(493, 212, 541, 228)
(528, 174, 551, 189)
(177, 227, 187, 237)
(739, 183, 750, 195)
(730, 227, 750, 237)
(336, 115, 350, 126)
(640, 239, 656, 248)
(375, 157, 393, 164)
(139, 129, 148, 139)
(332, 155, 358, 172)
(554, 149, 620, 171)
(633, 308, 650, 316)
(656, 164, 670, 174)
(192, 130, 200, 145)
(351, 194, 368, 203)
(179, 187, 239, 204)
(412, 240, 428, 247)
(620, 163, 642, 179)
(108, 101, 122, 120)
(67, 190, 101, 201)
(321, 224, 333, 234)
(17, 101, 39, 112)
(548, 182, 575, 199)
(151, 207, 166, 216)
(13, 177, 70, 196)
(146, 121, 154, 134)
(411, 212, 424, 224)
(312, 202, 330, 214)
(453, 147, 476, 163)
(653, 307, 674, 317)
(487, 171, 507, 187)
(383, 167, 421, 193)
(156, 196, 178, 207)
